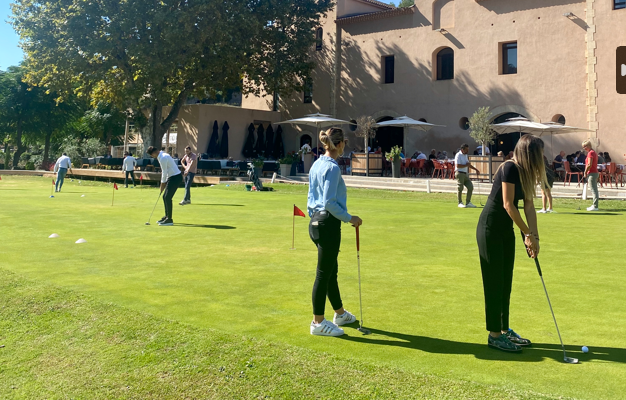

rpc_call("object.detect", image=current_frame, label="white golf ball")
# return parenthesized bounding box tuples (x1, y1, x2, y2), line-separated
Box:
(582, 346, 589, 353)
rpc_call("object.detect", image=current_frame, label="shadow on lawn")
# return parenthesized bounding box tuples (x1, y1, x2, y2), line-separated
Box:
(193, 204, 245, 207)
(558, 212, 623, 216)
(173, 223, 236, 229)
(340, 327, 626, 363)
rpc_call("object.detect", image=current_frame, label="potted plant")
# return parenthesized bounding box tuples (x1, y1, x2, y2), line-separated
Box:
(278, 151, 300, 177)
(386, 145, 402, 178)
(301, 143, 314, 173)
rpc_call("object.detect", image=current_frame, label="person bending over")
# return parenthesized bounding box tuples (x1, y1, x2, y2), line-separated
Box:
(147, 146, 183, 226)
(53, 152, 73, 192)
(476, 135, 548, 352)
(308, 127, 362, 337)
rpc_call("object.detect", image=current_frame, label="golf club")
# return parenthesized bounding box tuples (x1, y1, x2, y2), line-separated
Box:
(355, 226, 371, 335)
(529, 253, 579, 364)
(145, 191, 162, 225)
(475, 174, 483, 207)
(577, 177, 587, 210)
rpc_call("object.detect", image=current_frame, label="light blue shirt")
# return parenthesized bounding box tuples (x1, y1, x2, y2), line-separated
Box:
(157, 151, 181, 183)
(307, 156, 351, 223)
(54, 155, 71, 172)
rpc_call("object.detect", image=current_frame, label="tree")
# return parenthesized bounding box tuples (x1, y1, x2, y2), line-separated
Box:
(11, 0, 333, 150)
(398, 0, 415, 7)
(355, 115, 377, 176)
(468, 106, 496, 181)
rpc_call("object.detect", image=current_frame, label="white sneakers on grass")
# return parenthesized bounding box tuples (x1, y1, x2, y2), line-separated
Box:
(333, 310, 356, 326)
(587, 206, 599, 212)
(458, 203, 476, 208)
(458, 203, 466, 208)
(310, 319, 344, 337)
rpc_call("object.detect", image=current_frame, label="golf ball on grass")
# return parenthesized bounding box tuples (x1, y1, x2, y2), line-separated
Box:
(582, 346, 589, 353)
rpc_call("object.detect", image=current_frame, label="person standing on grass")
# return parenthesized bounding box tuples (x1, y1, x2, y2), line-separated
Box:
(538, 156, 556, 214)
(179, 146, 197, 205)
(147, 146, 183, 226)
(122, 151, 137, 188)
(476, 135, 548, 353)
(308, 127, 362, 337)
(53, 152, 73, 192)
(455, 144, 480, 208)
(583, 140, 599, 212)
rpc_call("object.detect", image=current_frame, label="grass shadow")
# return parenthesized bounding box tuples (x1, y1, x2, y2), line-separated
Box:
(558, 212, 623, 216)
(193, 204, 245, 207)
(340, 328, 626, 363)
(173, 223, 236, 229)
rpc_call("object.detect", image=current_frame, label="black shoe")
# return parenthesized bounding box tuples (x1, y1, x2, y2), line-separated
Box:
(506, 329, 532, 347)
(157, 216, 167, 223)
(158, 218, 174, 226)
(488, 334, 522, 353)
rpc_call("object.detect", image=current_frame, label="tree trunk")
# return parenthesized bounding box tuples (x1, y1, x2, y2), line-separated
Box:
(43, 112, 53, 166)
(12, 118, 25, 169)
(365, 136, 369, 177)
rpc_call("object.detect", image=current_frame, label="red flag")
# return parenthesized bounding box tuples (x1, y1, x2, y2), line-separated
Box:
(0, 176, 2, 180)
(139, 174, 143, 181)
(294, 205, 306, 218)
(114, 183, 119, 190)
(52, 179, 55, 185)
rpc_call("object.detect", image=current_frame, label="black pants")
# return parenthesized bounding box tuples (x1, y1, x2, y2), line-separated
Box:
(124, 170, 135, 187)
(476, 202, 516, 333)
(309, 211, 343, 316)
(163, 173, 183, 219)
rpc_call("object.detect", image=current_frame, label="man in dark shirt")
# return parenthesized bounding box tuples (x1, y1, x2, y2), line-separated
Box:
(554, 151, 565, 179)
(576, 151, 587, 164)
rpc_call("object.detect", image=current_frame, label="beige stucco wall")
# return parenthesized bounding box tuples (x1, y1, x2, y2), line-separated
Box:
(243, 0, 626, 160)
(161, 104, 281, 159)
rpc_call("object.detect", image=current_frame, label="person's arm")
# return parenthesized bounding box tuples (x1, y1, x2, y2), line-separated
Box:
(186, 155, 195, 173)
(502, 183, 539, 257)
(67, 159, 73, 175)
(160, 157, 170, 192)
(53, 160, 59, 173)
(584, 156, 591, 177)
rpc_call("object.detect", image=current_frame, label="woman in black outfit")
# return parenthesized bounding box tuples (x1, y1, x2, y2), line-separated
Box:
(476, 135, 548, 352)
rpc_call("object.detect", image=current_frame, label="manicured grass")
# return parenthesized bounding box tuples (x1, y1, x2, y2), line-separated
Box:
(1, 176, 625, 399)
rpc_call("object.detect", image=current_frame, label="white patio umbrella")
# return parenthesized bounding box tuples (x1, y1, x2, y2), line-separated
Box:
(277, 113, 354, 150)
(374, 115, 446, 131)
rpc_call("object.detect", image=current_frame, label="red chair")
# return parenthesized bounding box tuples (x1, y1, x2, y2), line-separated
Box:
(415, 159, 426, 177)
(444, 162, 455, 179)
(432, 160, 445, 179)
(563, 162, 582, 186)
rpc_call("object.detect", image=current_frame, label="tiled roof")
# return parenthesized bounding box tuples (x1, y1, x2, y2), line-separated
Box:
(335, 5, 416, 25)
(354, 0, 395, 10)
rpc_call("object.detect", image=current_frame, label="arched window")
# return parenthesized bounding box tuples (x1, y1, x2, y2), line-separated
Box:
(437, 48, 454, 80)
(315, 28, 323, 51)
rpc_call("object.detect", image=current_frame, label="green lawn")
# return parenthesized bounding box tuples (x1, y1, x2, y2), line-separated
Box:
(1, 176, 625, 399)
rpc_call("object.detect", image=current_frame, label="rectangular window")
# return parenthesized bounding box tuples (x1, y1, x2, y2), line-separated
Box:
(502, 42, 518, 75)
(303, 79, 313, 104)
(615, 0, 626, 9)
(383, 55, 395, 84)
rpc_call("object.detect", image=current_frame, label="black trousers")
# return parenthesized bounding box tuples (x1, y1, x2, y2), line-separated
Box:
(476, 202, 516, 333)
(309, 211, 343, 316)
(163, 173, 183, 219)
(124, 170, 135, 187)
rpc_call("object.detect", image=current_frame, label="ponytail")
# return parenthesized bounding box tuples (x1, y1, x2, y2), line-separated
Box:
(319, 127, 345, 151)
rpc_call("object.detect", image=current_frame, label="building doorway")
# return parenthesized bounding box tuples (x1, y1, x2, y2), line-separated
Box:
(490, 112, 528, 156)
(300, 134, 313, 148)
(375, 116, 404, 154)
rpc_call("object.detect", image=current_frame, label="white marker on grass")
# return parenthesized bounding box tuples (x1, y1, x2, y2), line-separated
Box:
(75, 238, 87, 244)
(48, 233, 59, 238)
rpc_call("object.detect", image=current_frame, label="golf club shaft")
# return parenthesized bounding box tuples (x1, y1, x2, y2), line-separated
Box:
(535, 259, 568, 360)
(148, 192, 162, 223)
(356, 226, 364, 329)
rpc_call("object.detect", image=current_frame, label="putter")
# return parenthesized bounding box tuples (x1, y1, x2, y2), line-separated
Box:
(526, 250, 579, 364)
(145, 192, 162, 225)
(475, 174, 483, 207)
(577, 177, 587, 210)
(355, 226, 371, 335)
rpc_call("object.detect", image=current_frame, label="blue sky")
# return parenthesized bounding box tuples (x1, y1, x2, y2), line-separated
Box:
(0, 0, 23, 69)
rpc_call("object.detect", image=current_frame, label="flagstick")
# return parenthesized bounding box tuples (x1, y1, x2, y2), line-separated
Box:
(112, 184, 115, 206)
(50, 180, 54, 197)
(290, 213, 296, 250)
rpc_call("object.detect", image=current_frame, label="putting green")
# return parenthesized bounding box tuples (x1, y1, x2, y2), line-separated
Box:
(1, 176, 625, 399)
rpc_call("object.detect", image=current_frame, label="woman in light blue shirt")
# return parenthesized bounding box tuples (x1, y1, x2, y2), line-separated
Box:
(307, 127, 362, 337)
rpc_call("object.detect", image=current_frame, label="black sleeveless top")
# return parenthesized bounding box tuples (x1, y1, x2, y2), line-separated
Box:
(480, 162, 526, 229)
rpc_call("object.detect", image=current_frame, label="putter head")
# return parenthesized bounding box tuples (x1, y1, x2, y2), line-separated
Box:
(564, 356, 579, 364)
(145, 222, 150, 225)
(358, 327, 371, 335)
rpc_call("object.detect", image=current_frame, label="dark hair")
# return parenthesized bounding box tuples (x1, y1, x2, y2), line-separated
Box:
(62, 152, 67, 156)
(461, 143, 469, 149)
(147, 146, 159, 155)
(185, 146, 191, 150)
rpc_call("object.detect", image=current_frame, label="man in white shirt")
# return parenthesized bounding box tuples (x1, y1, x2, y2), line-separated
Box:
(147, 146, 183, 226)
(455, 144, 480, 208)
(53, 152, 73, 192)
(122, 151, 137, 188)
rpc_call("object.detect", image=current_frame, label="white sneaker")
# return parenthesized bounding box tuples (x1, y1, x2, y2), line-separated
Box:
(537, 209, 547, 214)
(458, 203, 466, 208)
(587, 206, 599, 212)
(466, 202, 477, 208)
(179, 200, 186, 205)
(333, 310, 357, 326)
(547, 209, 557, 213)
(310, 319, 344, 337)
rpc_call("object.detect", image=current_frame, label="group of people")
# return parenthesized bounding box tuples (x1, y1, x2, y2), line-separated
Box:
(306, 128, 592, 354)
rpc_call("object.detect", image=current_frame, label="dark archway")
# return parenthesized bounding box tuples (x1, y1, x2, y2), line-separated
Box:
(375, 116, 404, 154)
(491, 112, 528, 155)
(300, 134, 312, 148)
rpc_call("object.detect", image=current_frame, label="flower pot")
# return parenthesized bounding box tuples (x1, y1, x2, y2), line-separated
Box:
(280, 164, 291, 177)
(391, 158, 401, 178)
(303, 153, 314, 173)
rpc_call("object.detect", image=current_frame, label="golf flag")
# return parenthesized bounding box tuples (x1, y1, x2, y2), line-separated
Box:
(140, 174, 143, 181)
(52, 179, 55, 185)
(114, 183, 119, 190)
(294, 205, 305, 217)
